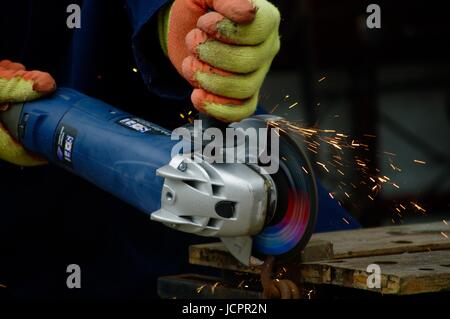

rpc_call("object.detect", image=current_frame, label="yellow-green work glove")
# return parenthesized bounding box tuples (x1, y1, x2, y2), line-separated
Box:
(159, 0, 280, 122)
(0, 60, 56, 166)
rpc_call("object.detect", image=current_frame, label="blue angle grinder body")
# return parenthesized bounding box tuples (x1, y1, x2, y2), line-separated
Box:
(1, 88, 317, 265)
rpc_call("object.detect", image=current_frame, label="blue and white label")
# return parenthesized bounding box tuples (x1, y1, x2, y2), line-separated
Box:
(118, 117, 171, 136)
(55, 125, 77, 166)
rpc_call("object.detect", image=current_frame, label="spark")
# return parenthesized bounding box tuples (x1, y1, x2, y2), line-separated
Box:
(356, 160, 366, 167)
(389, 163, 402, 172)
(270, 118, 429, 225)
(411, 202, 426, 213)
(384, 151, 397, 156)
(179, 113, 185, 119)
(414, 160, 427, 165)
(0, 283, 6, 288)
(196, 284, 207, 294)
(441, 232, 449, 239)
(333, 159, 344, 167)
(444, 220, 448, 225)
(307, 289, 314, 299)
(342, 217, 350, 225)
(132, 67, 138, 73)
(316, 162, 330, 173)
(273, 130, 280, 139)
(331, 143, 342, 150)
(188, 111, 192, 115)
(270, 104, 279, 114)
(288, 102, 299, 109)
(318, 76, 327, 83)
(211, 282, 220, 294)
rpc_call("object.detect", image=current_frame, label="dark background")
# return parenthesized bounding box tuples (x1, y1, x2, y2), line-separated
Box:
(263, 0, 450, 227)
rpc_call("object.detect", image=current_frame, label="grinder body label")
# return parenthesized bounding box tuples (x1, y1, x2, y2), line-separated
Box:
(117, 117, 171, 136)
(55, 124, 77, 167)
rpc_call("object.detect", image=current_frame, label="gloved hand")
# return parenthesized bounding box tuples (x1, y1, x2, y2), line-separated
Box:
(0, 60, 56, 166)
(159, 0, 280, 122)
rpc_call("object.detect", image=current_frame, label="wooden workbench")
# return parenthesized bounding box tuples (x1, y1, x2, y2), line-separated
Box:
(158, 222, 450, 298)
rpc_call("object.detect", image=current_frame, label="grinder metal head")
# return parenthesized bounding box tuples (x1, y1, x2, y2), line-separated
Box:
(151, 116, 317, 265)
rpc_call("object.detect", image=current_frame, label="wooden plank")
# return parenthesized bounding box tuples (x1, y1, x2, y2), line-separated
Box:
(189, 239, 334, 274)
(189, 222, 449, 273)
(312, 222, 450, 259)
(188, 223, 450, 295)
(299, 250, 450, 295)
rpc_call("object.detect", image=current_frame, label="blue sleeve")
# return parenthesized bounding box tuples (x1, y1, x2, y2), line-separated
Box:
(124, 0, 191, 100)
(124, 0, 169, 35)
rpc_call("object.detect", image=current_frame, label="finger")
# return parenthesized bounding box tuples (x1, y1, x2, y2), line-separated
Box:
(0, 123, 46, 166)
(191, 88, 258, 122)
(182, 56, 270, 99)
(0, 69, 56, 103)
(167, 0, 256, 76)
(197, 0, 280, 45)
(196, 0, 256, 24)
(186, 28, 280, 73)
(0, 60, 26, 71)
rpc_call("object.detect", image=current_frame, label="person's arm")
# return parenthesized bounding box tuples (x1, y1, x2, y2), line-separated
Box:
(123, 0, 192, 100)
